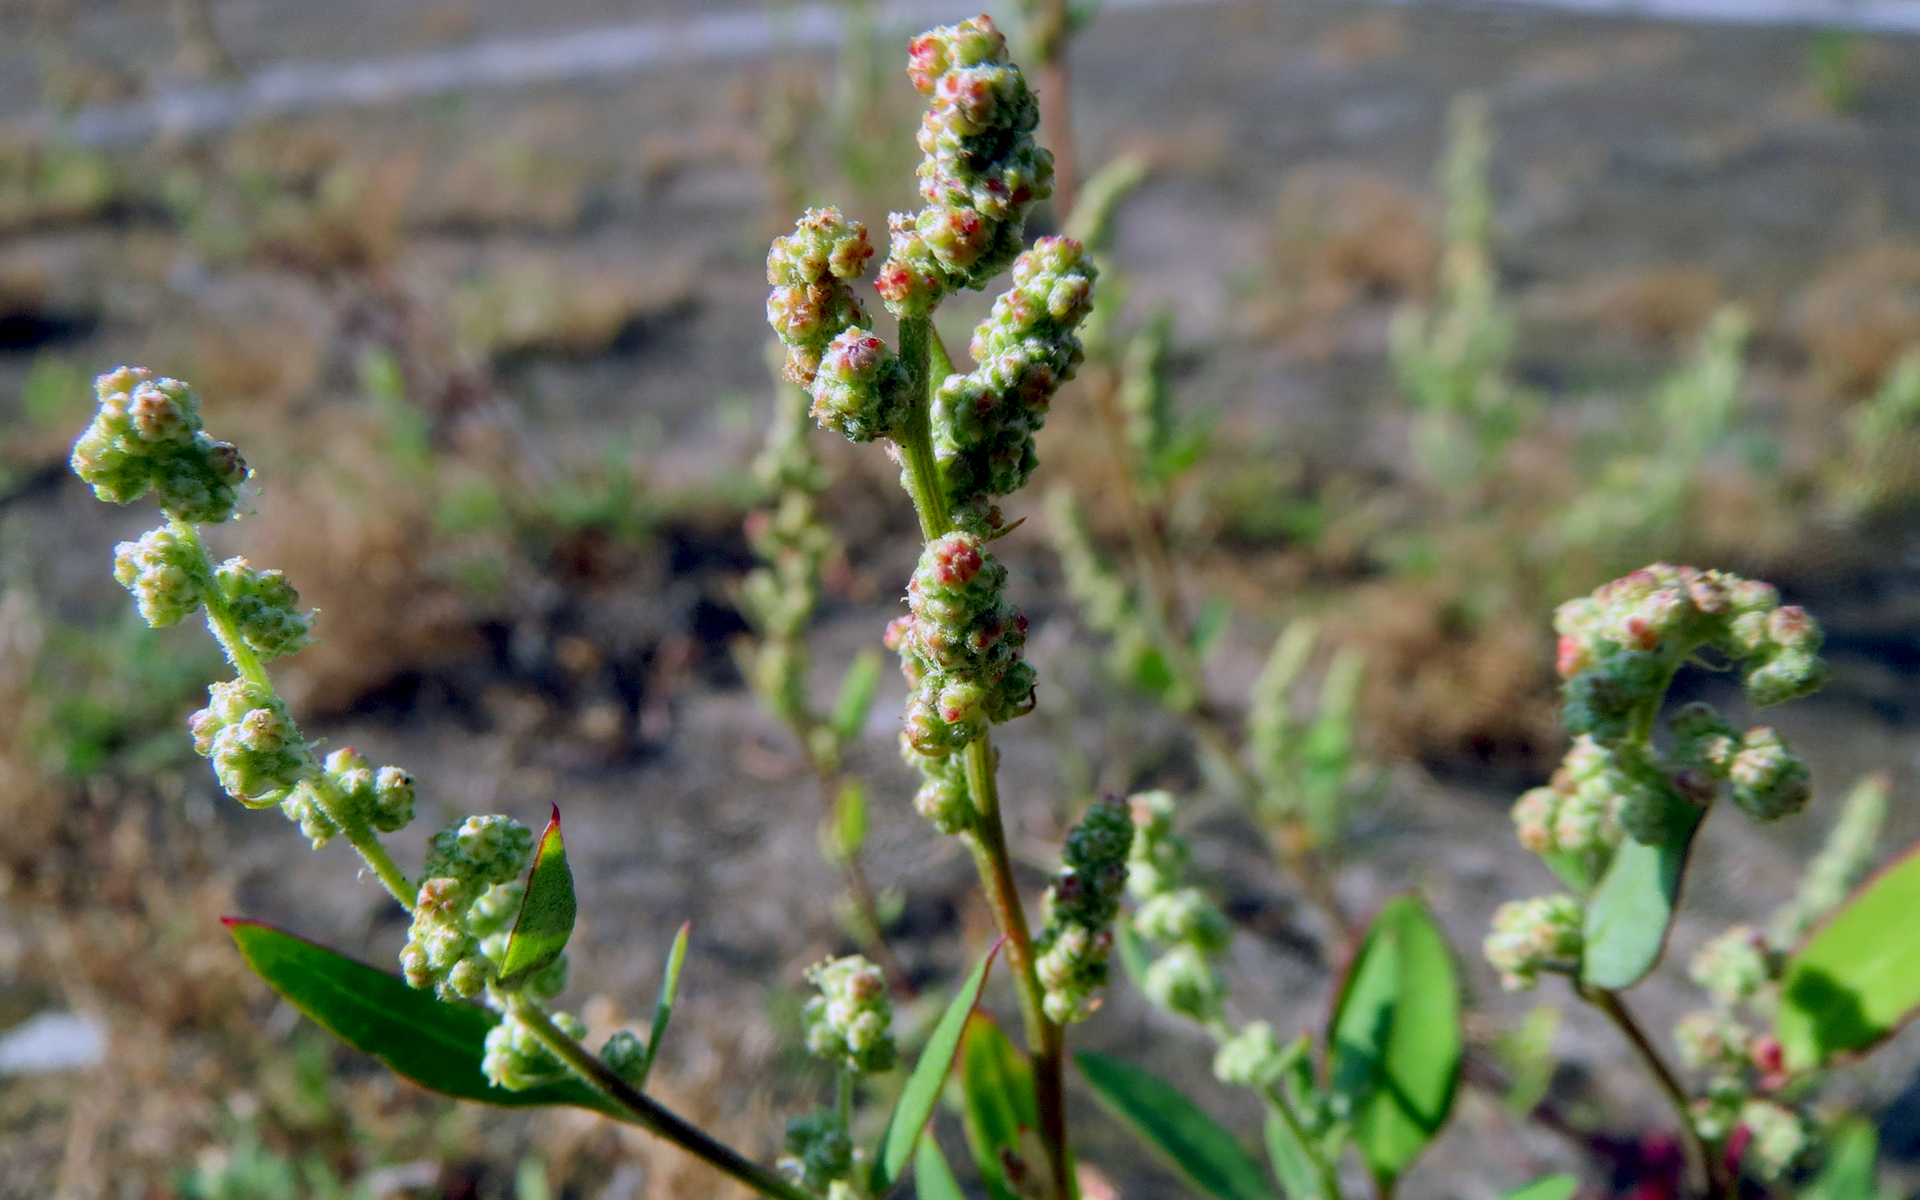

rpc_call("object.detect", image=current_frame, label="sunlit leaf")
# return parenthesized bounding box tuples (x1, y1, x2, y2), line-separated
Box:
(1803, 1118, 1883, 1200)
(225, 919, 615, 1116)
(1263, 1107, 1328, 1200)
(828, 780, 869, 864)
(1778, 842, 1920, 1070)
(636, 921, 690, 1089)
(870, 941, 999, 1196)
(830, 648, 882, 746)
(1078, 1051, 1277, 1200)
(1328, 896, 1461, 1188)
(1499, 1173, 1578, 1200)
(961, 1015, 1038, 1200)
(914, 1133, 968, 1200)
(1581, 815, 1700, 990)
(500, 805, 576, 987)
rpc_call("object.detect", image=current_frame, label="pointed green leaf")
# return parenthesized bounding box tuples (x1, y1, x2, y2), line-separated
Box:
(1263, 1108, 1329, 1200)
(225, 919, 617, 1116)
(831, 648, 883, 746)
(1778, 841, 1920, 1071)
(914, 1133, 968, 1200)
(1581, 815, 1701, 990)
(500, 805, 577, 986)
(1191, 595, 1233, 662)
(1803, 1118, 1882, 1200)
(1328, 896, 1462, 1188)
(1499, 1174, 1578, 1200)
(829, 780, 869, 864)
(870, 940, 1000, 1196)
(637, 921, 690, 1089)
(1077, 1051, 1279, 1200)
(961, 1014, 1038, 1200)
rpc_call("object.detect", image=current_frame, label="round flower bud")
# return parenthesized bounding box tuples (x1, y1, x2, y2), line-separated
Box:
(780, 1110, 855, 1194)
(1127, 790, 1190, 900)
(1739, 1101, 1812, 1180)
(1213, 1021, 1296, 1090)
(1728, 728, 1811, 822)
(1142, 944, 1226, 1021)
(890, 533, 1034, 755)
(1673, 1010, 1753, 1073)
(371, 766, 415, 832)
(810, 328, 908, 443)
(1689, 925, 1773, 1006)
(1484, 895, 1584, 991)
(112, 527, 205, 627)
(801, 955, 897, 1076)
(1134, 888, 1232, 955)
(1690, 1080, 1745, 1141)
(601, 1030, 649, 1086)
(214, 557, 314, 660)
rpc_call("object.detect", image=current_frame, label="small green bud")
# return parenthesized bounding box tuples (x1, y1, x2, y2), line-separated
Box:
(1213, 1021, 1298, 1089)
(801, 955, 897, 1076)
(1690, 1079, 1746, 1141)
(809, 328, 908, 443)
(767, 209, 874, 389)
(112, 527, 205, 626)
(601, 1030, 649, 1086)
(780, 1110, 855, 1194)
(214, 557, 314, 660)
(467, 880, 525, 939)
(187, 680, 307, 802)
(402, 816, 534, 998)
(1727, 727, 1811, 822)
(1134, 888, 1232, 955)
(1739, 1100, 1812, 1179)
(904, 741, 976, 834)
(1673, 1010, 1753, 1074)
(1484, 895, 1583, 991)
(424, 815, 536, 887)
(1126, 790, 1189, 900)
(481, 1010, 587, 1091)
(72, 368, 249, 524)
(1142, 943, 1226, 1021)
(1689, 925, 1774, 1006)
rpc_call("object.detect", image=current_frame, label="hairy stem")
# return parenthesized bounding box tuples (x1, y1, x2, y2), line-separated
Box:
(512, 1000, 816, 1200)
(1580, 984, 1719, 1199)
(894, 313, 1070, 1200)
(176, 517, 416, 910)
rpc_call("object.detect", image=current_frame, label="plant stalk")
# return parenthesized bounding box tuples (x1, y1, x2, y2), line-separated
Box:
(513, 1000, 817, 1200)
(1580, 984, 1720, 1199)
(178, 517, 416, 910)
(895, 312, 1071, 1200)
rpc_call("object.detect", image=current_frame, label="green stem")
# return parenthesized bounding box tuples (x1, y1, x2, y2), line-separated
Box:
(176, 517, 416, 911)
(511, 999, 817, 1200)
(1580, 984, 1720, 1200)
(1259, 1088, 1343, 1200)
(892, 313, 1070, 1200)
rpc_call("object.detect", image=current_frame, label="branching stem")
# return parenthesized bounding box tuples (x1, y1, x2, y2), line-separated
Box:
(1579, 983, 1721, 1200)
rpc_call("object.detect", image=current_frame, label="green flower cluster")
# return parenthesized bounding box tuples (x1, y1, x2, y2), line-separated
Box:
(877, 15, 1053, 318)
(1127, 792, 1229, 1023)
(1482, 895, 1583, 991)
(800, 955, 897, 1076)
(1213, 1021, 1298, 1090)
(902, 738, 975, 834)
(481, 1010, 588, 1091)
(214, 557, 315, 660)
(740, 490, 834, 725)
(72, 367, 249, 524)
(1554, 564, 1824, 740)
(767, 208, 876, 390)
(1511, 736, 1625, 862)
(885, 532, 1035, 755)
(400, 815, 535, 999)
(111, 527, 204, 626)
(189, 679, 308, 802)
(936, 236, 1097, 529)
(281, 748, 413, 848)
(779, 1110, 856, 1197)
(1035, 796, 1133, 1023)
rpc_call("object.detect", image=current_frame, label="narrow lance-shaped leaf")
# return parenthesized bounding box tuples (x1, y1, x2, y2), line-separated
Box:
(1077, 1051, 1279, 1200)
(500, 805, 577, 987)
(1582, 814, 1701, 990)
(636, 921, 690, 1090)
(827, 780, 868, 865)
(869, 940, 1000, 1196)
(1499, 1175, 1578, 1200)
(961, 1014, 1039, 1200)
(913, 1134, 968, 1200)
(1264, 1108, 1329, 1200)
(830, 648, 882, 747)
(1328, 895, 1462, 1189)
(1778, 840, 1920, 1071)
(225, 919, 617, 1116)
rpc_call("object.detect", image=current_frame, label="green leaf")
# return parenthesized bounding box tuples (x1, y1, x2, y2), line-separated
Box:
(1328, 896, 1462, 1189)
(1581, 816, 1700, 990)
(830, 648, 883, 746)
(870, 940, 1000, 1196)
(961, 1014, 1039, 1200)
(1077, 1051, 1278, 1200)
(225, 919, 616, 1116)
(1263, 1108, 1328, 1200)
(828, 780, 869, 865)
(637, 921, 690, 1089)
(1778, 842, 1920, 1071)
(500, 805, 577, 987)
(1499, 1174, 1578, 1200)
(1803, 1118, 1882, 1200)
(1191, 595, 1233, 663)
(913, 1134, 968, 1200)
